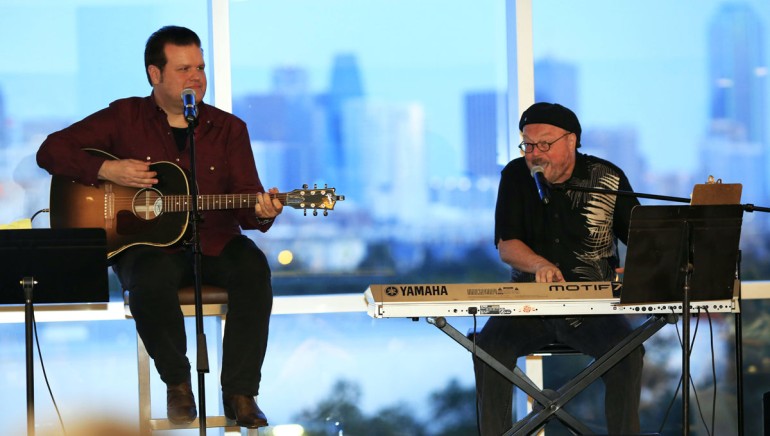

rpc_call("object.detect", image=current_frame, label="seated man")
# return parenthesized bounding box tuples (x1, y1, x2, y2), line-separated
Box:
(474, 102, 644, 435)
(36, 25, 282, 429)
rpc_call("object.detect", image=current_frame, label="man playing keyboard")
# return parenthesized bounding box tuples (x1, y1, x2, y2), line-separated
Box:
(473, 102, 643, 435)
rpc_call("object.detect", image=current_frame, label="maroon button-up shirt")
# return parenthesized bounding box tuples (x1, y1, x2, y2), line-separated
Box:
(37, 94, 272, 256)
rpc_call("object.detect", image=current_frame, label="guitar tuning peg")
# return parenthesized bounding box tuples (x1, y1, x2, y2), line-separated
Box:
(313, 183, 318, 189)
(313, 210, 318, 216)
(324, 183, 328, 189)
(303, 209, 307, 216)
(302, 184, 308, 189)
(323, 210, 328, 216)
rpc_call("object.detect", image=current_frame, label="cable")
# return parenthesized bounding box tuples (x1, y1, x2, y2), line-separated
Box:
(689, 379, 710, 436)
(707, 311, 717, 434)
(30, 208, 50, 224)
(659, 373, 682, 434)
(658, 307, 708, 435)
(471, 310, 478, 355)
(658, 307, 681, 434)
(32, 311, 68, 435)
(470, 310, 481, 436)
(688, 310, 712, 436)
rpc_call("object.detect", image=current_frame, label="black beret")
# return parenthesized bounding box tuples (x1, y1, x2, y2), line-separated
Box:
(519, 102, 581, 147)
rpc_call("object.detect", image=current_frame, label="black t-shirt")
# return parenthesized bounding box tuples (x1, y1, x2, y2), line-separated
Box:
(172, 127, 188, 151)
(494, 153, 639, 282)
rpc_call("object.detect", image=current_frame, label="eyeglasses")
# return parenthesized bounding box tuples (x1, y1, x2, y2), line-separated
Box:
(518, 132, 571, 154)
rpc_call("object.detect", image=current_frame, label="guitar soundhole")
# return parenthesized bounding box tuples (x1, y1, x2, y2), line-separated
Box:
(132, 189, 164, 220)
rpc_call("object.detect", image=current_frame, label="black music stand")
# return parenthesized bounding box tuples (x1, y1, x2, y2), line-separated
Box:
(621, 204, 743, 435)
(0, 228, 108, 436)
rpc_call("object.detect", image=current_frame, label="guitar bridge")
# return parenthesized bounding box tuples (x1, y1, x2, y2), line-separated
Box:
(104, 183, 115, 228)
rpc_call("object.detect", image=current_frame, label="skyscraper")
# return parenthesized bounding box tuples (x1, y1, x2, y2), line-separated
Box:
(535, 57, 579, 113)
(581, 128, 647, 192)
(342, 99, 428, 224)
(464, 91, 507, 179)
(708, 3, 767, 145)
(324, 54, 365, 157)
(702, 3, 768, 205)
(232, 66, 326, 189)
(319, 54, 366, 191)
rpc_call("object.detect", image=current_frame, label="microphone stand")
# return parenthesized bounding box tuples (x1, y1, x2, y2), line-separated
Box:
(551, 183, 763, 436)
(23, 277, 36, 436)
(551, 184, 691, 204)
(185, 116, 209, 435)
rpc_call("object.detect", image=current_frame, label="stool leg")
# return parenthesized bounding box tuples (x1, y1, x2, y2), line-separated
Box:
(525, 355, 544, 415)
(514, 356, 541, 419)
(137, 335, 152, 436)
(520, 355, 546, 436)
(223, 428, 261, 435)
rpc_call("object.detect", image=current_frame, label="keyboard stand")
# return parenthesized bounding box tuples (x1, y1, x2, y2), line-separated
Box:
(426, 314, 677, 435)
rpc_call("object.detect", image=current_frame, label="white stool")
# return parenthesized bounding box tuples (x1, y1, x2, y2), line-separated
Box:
(124, 285, 257, 435)
(517, 343, 582, 435)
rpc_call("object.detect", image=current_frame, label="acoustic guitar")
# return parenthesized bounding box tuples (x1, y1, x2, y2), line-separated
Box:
(49, 149, 344, 258)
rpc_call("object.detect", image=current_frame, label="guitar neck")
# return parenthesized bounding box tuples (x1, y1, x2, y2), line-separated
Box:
(162, 193, 288, 212)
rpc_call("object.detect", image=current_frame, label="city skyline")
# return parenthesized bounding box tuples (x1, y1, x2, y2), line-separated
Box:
(0, 1, 768, 233)
(228, 0, 769, 219)
(532, 0, 770, 175)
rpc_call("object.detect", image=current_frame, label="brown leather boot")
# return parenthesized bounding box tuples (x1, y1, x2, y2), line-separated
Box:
(166, 380, 197, 425)
(223, 394, 268, 428)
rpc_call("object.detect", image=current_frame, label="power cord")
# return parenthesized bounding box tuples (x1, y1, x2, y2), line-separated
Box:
(32, 311, 68, 436)
(659, 307, 700, 433)
(30, 206, 67, 434)
(468, 308, 481, 436)
(706, 311, 717, 434)
(688, 311, 713, 436)
(30, 208, 50, 224)
(657, 308, 717, 436)
(470, 307, 478, 355)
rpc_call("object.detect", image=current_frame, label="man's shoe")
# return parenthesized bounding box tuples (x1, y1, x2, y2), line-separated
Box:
(167, 380, 197, 425)
(223, 394, 268, 428)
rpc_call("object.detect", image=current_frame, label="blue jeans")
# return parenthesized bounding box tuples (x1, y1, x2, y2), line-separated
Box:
(114, 235, 273, 396)
(473, 315, 644, 435)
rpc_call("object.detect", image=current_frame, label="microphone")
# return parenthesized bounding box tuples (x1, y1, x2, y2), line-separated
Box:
(181, 88, 197, 123)
(530, 165, 551, 204)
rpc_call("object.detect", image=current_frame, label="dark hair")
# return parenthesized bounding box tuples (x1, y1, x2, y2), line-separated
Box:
(144, 26, 202, 85)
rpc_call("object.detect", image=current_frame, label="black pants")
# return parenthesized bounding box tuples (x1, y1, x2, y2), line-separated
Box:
(114, 235, 273, 397)
(473, 315, 644, 435)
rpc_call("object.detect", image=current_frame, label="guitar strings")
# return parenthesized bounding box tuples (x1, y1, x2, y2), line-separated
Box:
(101, 193, 322, 210)
(103, 194, 291, 201)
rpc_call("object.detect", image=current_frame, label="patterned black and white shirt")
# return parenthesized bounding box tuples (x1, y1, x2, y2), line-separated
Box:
(494, 153, 639, 283)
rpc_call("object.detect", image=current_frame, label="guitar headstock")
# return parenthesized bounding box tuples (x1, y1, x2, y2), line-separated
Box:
(284, 184, 345, 216)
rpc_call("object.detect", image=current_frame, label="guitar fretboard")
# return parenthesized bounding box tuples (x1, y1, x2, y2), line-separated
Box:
(161, 193, 289, 212)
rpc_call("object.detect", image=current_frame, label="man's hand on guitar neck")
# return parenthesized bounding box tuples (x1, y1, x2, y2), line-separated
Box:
(255, 187, 284, 221)
(98, 159, 158, 188)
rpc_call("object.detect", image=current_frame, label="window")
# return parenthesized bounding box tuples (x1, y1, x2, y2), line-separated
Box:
(0, 1, 208, 230)
(531, 0, 770, 280)
(531, 1, 769, 433)
(227, 1, 511, 295)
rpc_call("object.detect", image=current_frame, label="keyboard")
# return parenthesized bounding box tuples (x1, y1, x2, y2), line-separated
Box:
(365, 282, 738, 318)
